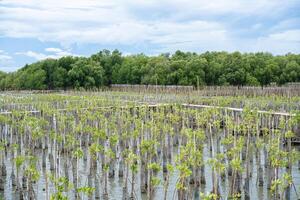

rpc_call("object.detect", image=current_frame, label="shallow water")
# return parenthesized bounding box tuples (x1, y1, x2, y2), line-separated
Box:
(1, 143, 299, 200)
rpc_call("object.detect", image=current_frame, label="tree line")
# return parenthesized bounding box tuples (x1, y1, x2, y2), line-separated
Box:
(0, 50, 299, 90)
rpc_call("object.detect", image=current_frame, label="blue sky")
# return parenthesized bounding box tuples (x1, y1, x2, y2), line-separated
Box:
(0, 0, 300, 72)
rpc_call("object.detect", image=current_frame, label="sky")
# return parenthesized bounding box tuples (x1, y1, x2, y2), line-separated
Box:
(0, 0, 300, 72)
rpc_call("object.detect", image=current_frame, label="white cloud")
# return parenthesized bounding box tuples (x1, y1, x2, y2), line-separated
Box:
(268, 29, 300, 42)
(0, 50, 12, 61)
(0, 50, 15, 72)
(16, 51, 48, 60)
(270, 18, 300, 32)
(246, 29, 300, 54)
(119, 0, 294, 16)
(0, 0, 299, 54)
(0, 55, 13, 60)
(225, 29, 300, 55)
(45, 48, 63, 53)
(16, 48, 81, 61)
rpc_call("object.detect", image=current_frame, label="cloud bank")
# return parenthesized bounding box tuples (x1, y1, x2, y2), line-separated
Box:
(0, 0, 299, 71)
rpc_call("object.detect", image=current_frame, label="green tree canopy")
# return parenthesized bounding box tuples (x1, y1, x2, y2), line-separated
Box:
(1, 50, 299, 90)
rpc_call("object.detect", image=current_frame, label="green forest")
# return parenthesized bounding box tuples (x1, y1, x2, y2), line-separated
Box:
(0, 50, 299, 90)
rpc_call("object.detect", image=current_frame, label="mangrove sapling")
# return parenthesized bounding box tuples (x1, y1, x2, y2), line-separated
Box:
(117, 110, 129, 178)
(48, 174, 73, 200)
(0, 142, 6, 176)
(175, 162, 192, 200)
(122, 149, 131, 199)
(175, 145, 193, 200)
(207, 153, 226, 198)
(118, 132, 129, 178)
(268, 136, 289, 199)
(266, 115, 277, 191)
(15, 155, 25, 191)
(183, 128, 204, 188)
(269, 128, 298, 199)
(221, 134, 234, 176)
(163, 163, 174, 200)
(125, 151, 139, 199)
(161, 125, 169, 173)
(130, 121, 139, 155)
(164, 116, 173, 161)
(212, 113, 222, 155)
(104, 146, 118, 182)
(205, 109, 222, 197)
(197, 111, 213, 185)
(228, 137, 244, 199)
(206, 108, 217, 155)
(72, 147, 84, 198)
(255, 138, 264, 186)
(241, 107, 257, 200)
(140, 139, 156, 194)
(200, 192, 219, 200)
(229, 158, 242, 199)
(10, 145, 19, 188)
(24, 164, 40, 199)
(108, 134, 119, 178)
(287, 113, 299, 167)
(48, 131, 58, 172)
(102, 159, 109, 199)
(92, 128, 106, 167)
(88, 143, 103, 171)
(284, 129, 294, 199)
(140, 150, 148, 194)
(147, 162, 161, 200)
(270, 173, 295, 200)
(170, 109, 181, 147)
(287, 150, 300, 200)
(77, 186, 95, 200)
(0, 142, 5, 193)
